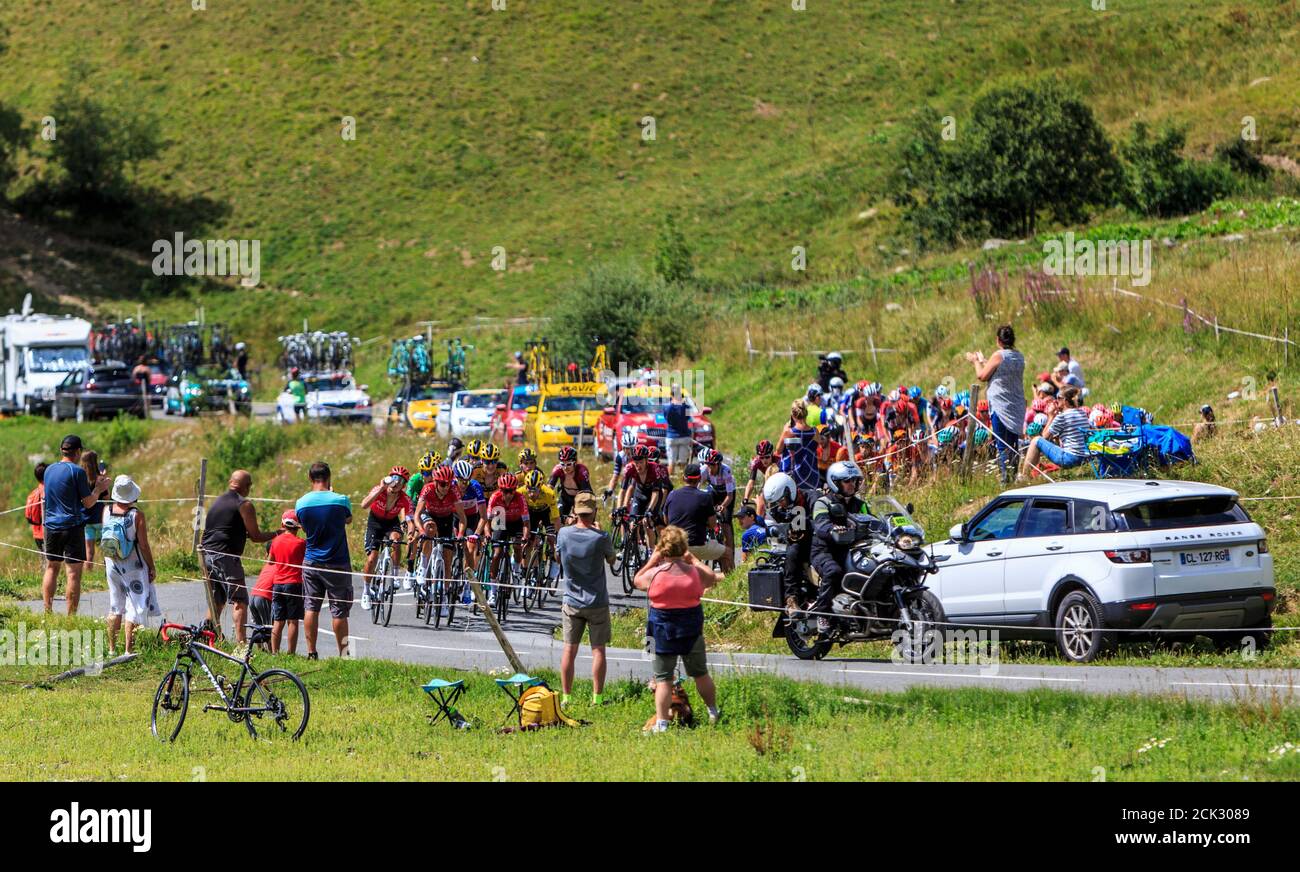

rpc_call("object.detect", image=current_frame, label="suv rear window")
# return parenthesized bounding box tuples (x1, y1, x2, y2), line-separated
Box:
(1116, 496, 1249, 530)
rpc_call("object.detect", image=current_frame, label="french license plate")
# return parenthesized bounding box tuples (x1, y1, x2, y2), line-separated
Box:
(1179, 548, 1230, 567)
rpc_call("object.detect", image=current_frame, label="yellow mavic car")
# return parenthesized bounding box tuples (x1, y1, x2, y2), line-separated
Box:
(527, 384, 607, 452)
(389, 381, 457, 435)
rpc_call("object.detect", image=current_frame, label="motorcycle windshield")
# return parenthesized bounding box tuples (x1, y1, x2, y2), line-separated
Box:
(862, 495, 924, 541)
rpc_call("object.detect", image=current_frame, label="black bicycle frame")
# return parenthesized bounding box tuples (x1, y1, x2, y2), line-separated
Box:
(177, 640, 258, 715)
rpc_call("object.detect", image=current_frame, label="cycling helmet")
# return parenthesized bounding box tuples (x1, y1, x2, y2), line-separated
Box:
(417, 452, 437, 473)
(934, 384, 949, 399)
(806, 383, 823, 397)
(829, 376, 845, 391)
(973, 427, 990, 446)
(290, 367, 301, 377)
(497, 472, 518, 490)
(448, 437, 464, 450)
(480, 442, 501, 462)
(936, 426, 956, 445)
(432, 466, 455, 484)
(826, 352, 842, 364)
(762, 472, 797, 506)
(523, 469, 544, 489)
(631, 445, 652, 461)
(558, 445, 577, 462)
(1033, 412, 1048, 427)
(908, 386, 922, 400)
(1026, 421, 1044, 437)
(465, 439, 483, 459)
(755, 439, 773, 456)
(887, 388, 900, 403)
(621, 428, 639, 449)
(955, 390, 970, 408)
(826, 460, 863, 488)
(517, 447, 537, 465)
(867, 381, 882, 397)
(954, 403, 968, 418)
(389, 465, 410, 481)
(856, 379, 869, 392)
(452, 459, 474, 480)
(701, 448, 722, 465)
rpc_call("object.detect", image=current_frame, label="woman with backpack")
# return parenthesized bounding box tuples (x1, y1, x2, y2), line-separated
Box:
(101, 475, 159, 654)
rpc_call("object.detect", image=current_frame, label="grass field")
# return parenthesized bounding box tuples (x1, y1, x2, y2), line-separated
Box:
(2, 610, 1298, 781)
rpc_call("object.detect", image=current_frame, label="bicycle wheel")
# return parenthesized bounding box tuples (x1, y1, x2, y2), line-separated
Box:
(620, 528, 639, 595)
(412, 552, 426, 621)
(381, 576, 397, 628)
(151, 668, 190, 742)
(610, 521, 625, 573)
(369, 554, 386, 626)
(522, 547, 540, 613)
(243, 668, 310, 742)
(430, 550, 446, 628)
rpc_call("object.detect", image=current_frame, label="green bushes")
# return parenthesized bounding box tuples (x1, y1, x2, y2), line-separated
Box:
(550, 265, 702, 367)
(1119, 123, 1236, 218)
(100, 413, 149, 460)
(211, 422, 299, 480)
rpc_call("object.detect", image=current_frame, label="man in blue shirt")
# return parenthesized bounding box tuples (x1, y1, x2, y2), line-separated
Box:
(295, 461, 353, 658)
(42, 434, 110, 614)
(663, 385, 692, 477)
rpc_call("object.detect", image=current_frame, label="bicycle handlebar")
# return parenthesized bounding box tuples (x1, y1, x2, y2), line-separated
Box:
(160, 622, 216, 645)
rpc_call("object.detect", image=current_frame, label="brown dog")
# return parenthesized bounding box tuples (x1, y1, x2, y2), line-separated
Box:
(643, 680, 694, 730)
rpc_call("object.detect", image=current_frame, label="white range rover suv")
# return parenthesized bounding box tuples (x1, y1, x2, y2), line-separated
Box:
(929, 480, 1275, 662)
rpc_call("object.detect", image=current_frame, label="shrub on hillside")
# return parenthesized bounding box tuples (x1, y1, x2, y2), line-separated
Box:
(888, 78, 1119, 246)
(653, 212, 695, 284)
(550, 265, 701, 368)
(212, 423, 295, 481)
(101, 413, 149, 460)
(1119, 123, 1236, 218)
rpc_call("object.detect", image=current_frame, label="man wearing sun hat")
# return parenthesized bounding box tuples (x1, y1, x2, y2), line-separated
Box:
(267, 509, 307, 655)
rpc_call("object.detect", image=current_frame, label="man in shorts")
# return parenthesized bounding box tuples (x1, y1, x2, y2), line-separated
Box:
(663, 385, 693, 476)
(556, 492, 616, 707)
(200, 470, 280, 645)
(41, 435, 111, 615)
(295, 462, 354, 659)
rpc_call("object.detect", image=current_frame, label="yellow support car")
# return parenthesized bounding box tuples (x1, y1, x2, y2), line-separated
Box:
(389, 380, 458, 435)
(526, 382, 607, 453)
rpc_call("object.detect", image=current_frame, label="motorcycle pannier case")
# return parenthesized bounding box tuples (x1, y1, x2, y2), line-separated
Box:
(747, 567, 783, 612)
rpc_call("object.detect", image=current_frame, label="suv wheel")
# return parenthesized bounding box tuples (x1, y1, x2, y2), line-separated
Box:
(1054, 589, 1116, 663)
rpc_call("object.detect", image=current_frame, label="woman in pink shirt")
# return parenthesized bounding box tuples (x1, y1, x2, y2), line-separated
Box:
(633, 526, 723, 731)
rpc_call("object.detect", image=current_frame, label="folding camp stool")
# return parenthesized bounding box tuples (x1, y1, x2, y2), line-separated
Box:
(494, 673, 542, 725)
(421, 678, 469, 729)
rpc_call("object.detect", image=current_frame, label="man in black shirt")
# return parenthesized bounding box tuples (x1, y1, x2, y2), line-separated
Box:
(664, 464, 725, 564)
(200, 470, 280, 644)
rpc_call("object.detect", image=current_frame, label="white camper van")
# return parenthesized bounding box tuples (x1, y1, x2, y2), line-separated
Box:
(0, 295, 93, 416)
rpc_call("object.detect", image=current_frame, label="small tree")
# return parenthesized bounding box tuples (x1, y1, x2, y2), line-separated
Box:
(653, 212, 694, 284)
(0, 28, 25, 198)
(1119, 122, 1235, 217)
(47, 65, 163, 205)
(551, 264, 700, 367)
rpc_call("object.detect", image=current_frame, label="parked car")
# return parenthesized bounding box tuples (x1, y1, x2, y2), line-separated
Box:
(50, 363, 147, 422)
(490, 383, 540, 444)
(594, 384, 714, 460)
(388, 380, 458, 434)
(276, 371, 372, 423)
(929, 480, 1275, 662)
(444, 388, 507, 437)
(166, 366, 251, 416)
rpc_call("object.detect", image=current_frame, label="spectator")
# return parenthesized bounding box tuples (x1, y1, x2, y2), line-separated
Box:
(235, 342, 249, 380)
(268, 511, 306, 654)
(80, 451, 107, 579)
(1019, 386, 1093, 479)
(663, 384, 693, 477)
(633, 525, 722, 731)
(41, 435, 110, 614)
(556, 492, 617, 706)
(287, 368, 308, 421)
(967, 324, 1025, 484)
(737, 506, 767, 559)
(200, 470, 280, 645)
(295, 462, 354, 659)
(777, 399, 819, 490)
(507, 351, 528, 386)
(1057, 346, 1085, 387)
(24, 463, 46, 567)
(250, 562, 274, 628)
(1051, 360, 1084, 390)
(102, 475, 158, 654)
(1193, 404, 1217, 442)
(664, 463, 724, 565)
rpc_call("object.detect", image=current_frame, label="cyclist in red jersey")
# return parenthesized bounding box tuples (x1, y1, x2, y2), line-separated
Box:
(483, 472, 530, 605)
(548, 445, 592, 520)
(619, 445, 670, 547)
(413, 466, 468, 582)
(360, 467, 413, 608)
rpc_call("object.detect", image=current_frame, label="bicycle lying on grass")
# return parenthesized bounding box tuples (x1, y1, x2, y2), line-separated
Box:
(152, 623, 310, 743)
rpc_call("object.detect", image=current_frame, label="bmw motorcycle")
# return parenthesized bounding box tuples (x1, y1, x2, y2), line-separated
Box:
(767, 496, 946, 662)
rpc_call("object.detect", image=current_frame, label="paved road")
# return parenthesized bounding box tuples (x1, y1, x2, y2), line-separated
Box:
(24, 560, 1300, 704)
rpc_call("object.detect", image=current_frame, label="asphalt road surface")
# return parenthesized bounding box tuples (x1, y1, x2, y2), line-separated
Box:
(24, 556, 1299, 704)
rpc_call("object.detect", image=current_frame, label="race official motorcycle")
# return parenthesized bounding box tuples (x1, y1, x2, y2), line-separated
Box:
(767, 496, 946, 662)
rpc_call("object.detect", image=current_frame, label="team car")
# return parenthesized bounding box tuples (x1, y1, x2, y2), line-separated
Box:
(277, 371, 372, 423)
(594, 384, 714, 460)
(164, 366, 252, 416)
(388, 379, 458, 434)
(490, 383, 541, 444)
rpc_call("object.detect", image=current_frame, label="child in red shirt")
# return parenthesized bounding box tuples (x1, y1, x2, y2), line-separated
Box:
(267, 510, 306, 654)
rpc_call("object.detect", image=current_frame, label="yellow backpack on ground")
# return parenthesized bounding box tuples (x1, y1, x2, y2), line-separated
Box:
(519, 684, 581, 728)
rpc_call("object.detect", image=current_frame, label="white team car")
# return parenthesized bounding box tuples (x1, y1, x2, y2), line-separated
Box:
(276, 371, 372, 423)
(929, 480, 1275, 662)
(442, 388, 506, 437)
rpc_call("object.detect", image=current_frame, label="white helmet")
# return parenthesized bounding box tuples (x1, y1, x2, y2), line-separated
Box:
(621, 428, 639, 449)
(762, 472, 797, 506)
(826, 352, 842, 363)
(806, 383, 823, 397)
(235, 342, 246, 351)
(829, 376, 845, 390)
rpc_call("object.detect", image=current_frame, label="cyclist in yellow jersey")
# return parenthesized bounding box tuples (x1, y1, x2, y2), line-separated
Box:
(520, 469, 559, 563)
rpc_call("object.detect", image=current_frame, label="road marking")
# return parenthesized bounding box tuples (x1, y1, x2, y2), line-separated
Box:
(400, 643, 500, 655)
(709, 662, 770, 670)
(842, 668, 1082, 683)
(580, 655, 645, 663)
(1171, 680, 1298, 690)
(317, 629, 370, 641)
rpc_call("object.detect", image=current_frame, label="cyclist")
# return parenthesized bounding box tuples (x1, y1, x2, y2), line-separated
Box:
(445, 437, 465, 465)
(516, 446, 538, 477)
(405, 451, 441, 509)
(699, 448, 737, 572)
(744, 439, 779, 514)
(483, 472, 530, 608)
(549, 445, 593, 520)
(619, 444, 668, 547)
(604, 428, 640, 499)
(519, 468, 559, 563)
(359, 466, 412, 610)
(451, 459, 487, 574)
(477, 442, 503, 497)
(814, 423, 848, 483)
(413, 465, 468, 604)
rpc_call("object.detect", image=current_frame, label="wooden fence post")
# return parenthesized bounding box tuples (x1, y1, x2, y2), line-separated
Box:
(192, 458, 223, 640)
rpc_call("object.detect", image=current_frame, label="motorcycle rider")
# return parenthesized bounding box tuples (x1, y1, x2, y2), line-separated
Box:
(816, 351, 848, 393)
(810, 460, 878, 635)
(760, 472, 817, 618)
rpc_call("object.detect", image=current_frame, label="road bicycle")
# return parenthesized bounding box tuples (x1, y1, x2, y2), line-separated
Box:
(152, 623, 309, 743)
(608, 504, 627, 575)
(369, 534, 405, 627)
(620, 511, 653, 595)
(411, 534, 465, 628)
(476, 536, 524, 624)
(521, 524, 558, 611)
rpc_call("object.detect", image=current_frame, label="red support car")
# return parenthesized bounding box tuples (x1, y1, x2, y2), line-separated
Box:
(594, 384, 714, 460)
(491, 383, 541, 444)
